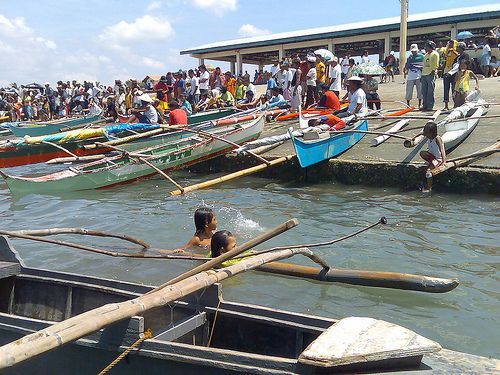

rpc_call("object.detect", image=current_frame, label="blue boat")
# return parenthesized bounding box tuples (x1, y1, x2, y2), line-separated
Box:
(289, 119, 368, 168)
(6, 114, 104, 137)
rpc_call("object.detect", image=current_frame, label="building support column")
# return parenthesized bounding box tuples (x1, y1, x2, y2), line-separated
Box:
(258, 63, 264, 72)
(198, 57, 205, 67)
(236, 51, 242, 76)
(278, 45, 284, 62)
(328, 40, 334, 54)
(450, 23, 458, 39)
(399, 0, 408, 76)
(230, 61, 236, 74)
(384, 34, 391, 58)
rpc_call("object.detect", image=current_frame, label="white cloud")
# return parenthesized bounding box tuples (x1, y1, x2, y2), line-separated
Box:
(146, 1, 162, 11)
(192, 0, 237, 16)
(238, 24, 271, 38)
(98, 15, 174, 47)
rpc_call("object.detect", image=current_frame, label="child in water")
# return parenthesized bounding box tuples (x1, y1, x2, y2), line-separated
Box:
(419, 122, 446, 192)
(180, 207, 217, 251)
(210, 230, 237, 258)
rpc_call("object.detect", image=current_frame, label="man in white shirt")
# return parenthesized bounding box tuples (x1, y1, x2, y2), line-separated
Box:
(270, 62, 279, 78)
(340, 55, 350, 84)
(328, 57, 342, 98)
(338, 76, 367, 118)
(187, 69, 200, 104)
(276, 63, 288, 89)
(361, 51, 370, 64)
(244, 77, 256, 97)
(198, 65, 210, 95)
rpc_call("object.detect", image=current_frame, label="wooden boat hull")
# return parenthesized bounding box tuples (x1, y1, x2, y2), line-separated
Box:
(290, 120, 368, 168)
(1, 116, 265, 195)
(6, 115, 103, 137)
(0, 122, 219, 168)
(0, 237, 496, 375)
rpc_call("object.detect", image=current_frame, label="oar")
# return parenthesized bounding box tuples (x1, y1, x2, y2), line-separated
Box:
(170, 155, 295, 196)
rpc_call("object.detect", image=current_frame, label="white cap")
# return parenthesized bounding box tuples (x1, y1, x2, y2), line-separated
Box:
(331, 56, 339, 63)
(390, 51, 395, 56)
(347, 76, 363, 82)
(410, 44, 419, 52)
(138, 93, 152, 103)
(44, 82, 50, 85)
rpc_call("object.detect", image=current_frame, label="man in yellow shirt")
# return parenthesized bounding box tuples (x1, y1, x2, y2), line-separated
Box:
(421, 41, 440, 111)
(316, 58, 326, 97)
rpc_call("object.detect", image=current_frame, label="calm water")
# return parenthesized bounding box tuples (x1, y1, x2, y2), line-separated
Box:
(0, 172, 499, 358)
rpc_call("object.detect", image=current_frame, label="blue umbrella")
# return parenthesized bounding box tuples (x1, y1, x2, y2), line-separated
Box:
(456, 31, 474, 40)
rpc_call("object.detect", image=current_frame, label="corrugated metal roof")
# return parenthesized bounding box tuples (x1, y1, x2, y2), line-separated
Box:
(181, 4, 500, 55)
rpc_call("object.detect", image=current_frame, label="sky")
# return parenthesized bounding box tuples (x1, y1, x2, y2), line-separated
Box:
(0, 0, 496, 86)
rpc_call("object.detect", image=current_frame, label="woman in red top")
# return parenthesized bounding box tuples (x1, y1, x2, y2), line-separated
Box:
(168, 100, 188, 125)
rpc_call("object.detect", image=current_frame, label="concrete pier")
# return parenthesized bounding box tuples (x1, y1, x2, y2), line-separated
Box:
(192, 76, 500, 194)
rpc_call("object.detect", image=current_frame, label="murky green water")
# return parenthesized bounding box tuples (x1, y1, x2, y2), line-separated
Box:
(0, 172, 498, 358)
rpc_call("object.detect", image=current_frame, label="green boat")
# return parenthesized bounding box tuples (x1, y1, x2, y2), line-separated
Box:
(6, 114, 105, 137)
(0, 115, 265, 195)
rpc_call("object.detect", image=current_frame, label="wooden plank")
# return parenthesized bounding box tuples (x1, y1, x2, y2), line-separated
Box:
(299, 317, 441, 367)
(154, 312, 206, 342)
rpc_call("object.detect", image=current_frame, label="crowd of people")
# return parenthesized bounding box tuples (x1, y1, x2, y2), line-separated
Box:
(0, 28, 498, 126)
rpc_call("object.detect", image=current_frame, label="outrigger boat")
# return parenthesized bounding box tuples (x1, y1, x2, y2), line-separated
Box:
(0, 236, 497, 374)
(440, 102, 486, 151)
(0, 115, 265, 195)
(290, 114, 368, 168)
(3, 114, 105, 137)
(0, 113, 245, 168)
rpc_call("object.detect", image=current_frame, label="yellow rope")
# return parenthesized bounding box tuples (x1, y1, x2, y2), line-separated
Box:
(98, 328, 152, 375)
(206, 299, 222, 347)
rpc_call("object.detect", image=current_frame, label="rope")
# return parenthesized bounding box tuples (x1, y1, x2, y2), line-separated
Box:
(97, 328, 152, 375)
(206, 299, 222, 348)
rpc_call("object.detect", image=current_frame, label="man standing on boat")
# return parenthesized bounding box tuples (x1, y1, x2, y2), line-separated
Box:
(421, 41, 440, 111)
(198, 65, 210, 96)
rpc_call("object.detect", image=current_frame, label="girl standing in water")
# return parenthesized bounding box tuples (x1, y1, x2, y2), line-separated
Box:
(181, 207, 218, 250)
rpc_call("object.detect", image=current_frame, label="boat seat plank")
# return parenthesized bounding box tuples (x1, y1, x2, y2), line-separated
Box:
(154, 312, 206, 342)
(298, 317, 441, 368)
(0, 262, 21, 279)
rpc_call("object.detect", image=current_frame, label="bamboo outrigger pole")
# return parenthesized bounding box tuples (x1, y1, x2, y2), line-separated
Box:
(0, 219, 305, 369)
(170, 155, 295, 196)
(0, 248, 324, 369)
(431, 141, 500, 177)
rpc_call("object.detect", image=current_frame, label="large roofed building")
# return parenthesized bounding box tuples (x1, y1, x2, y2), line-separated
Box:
(180, 4, 500, 74)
